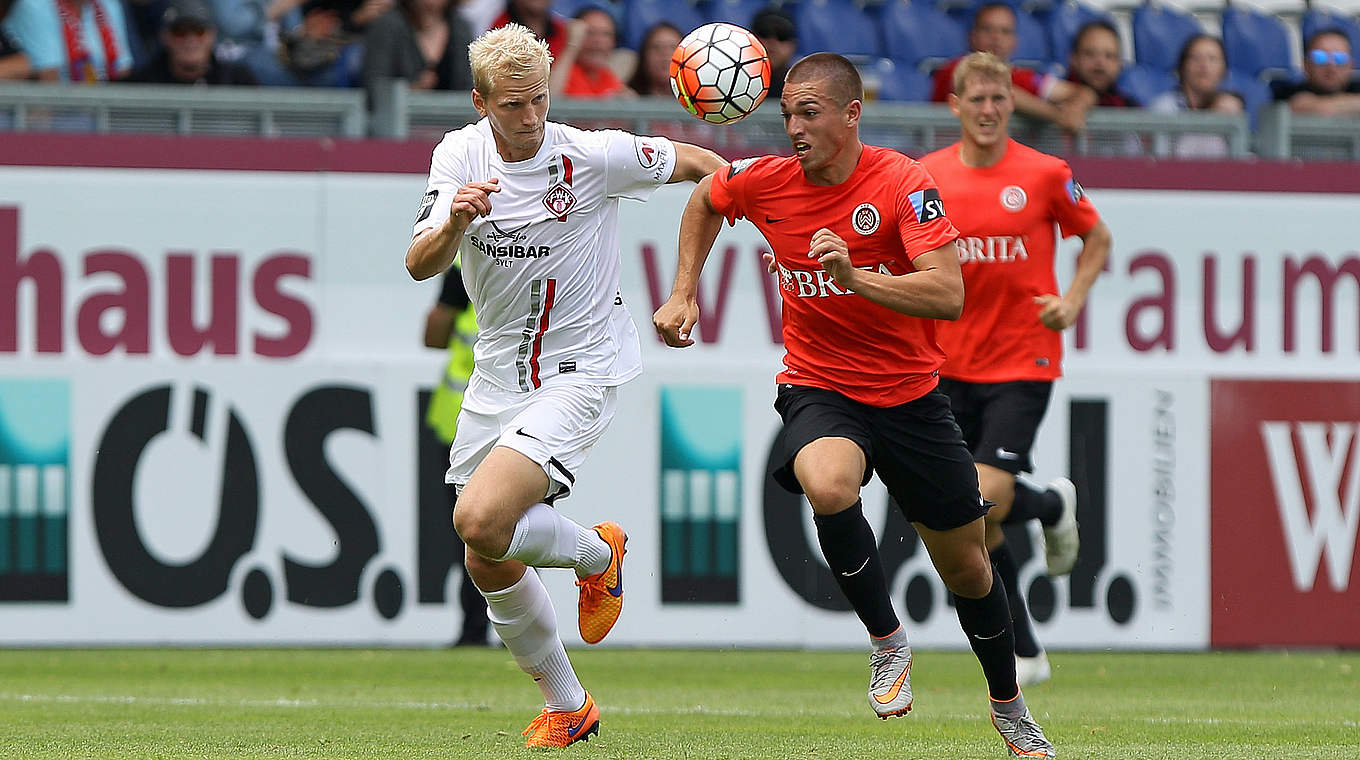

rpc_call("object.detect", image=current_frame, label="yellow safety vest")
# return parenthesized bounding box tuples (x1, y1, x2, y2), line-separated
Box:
(425, 303, 477, 445)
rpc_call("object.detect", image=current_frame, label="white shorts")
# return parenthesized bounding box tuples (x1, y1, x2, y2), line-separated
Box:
(446, 371, 618, 502)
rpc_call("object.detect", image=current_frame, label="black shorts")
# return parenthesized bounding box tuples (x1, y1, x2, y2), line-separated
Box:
(937, 378, 1053, 475)
(771, 384, 986, 532)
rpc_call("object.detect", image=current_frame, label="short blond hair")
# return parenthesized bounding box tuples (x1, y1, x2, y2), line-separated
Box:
(468, 23, 553, 97)
(952, 51, 1011, 96)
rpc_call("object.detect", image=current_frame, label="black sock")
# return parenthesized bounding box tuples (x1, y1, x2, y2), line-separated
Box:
(954, 566, 1019, 702)
(813, 500, 900, 638)
(991, 542, 1041, 657)
(1010, 480, 1062, 526)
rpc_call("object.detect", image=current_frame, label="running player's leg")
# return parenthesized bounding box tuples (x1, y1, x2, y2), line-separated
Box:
(772, 387, 912, 718)
(965, 381, 1057, 682)
(450, 383, 619, 747)
(878, 388, 1053, 757)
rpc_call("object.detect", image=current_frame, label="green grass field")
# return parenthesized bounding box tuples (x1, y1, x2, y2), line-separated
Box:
(1, 648, 1355, 759)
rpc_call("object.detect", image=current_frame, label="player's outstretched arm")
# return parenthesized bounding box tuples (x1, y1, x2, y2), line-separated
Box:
(405, 179, 500, 281)
(669, 143, 727, 184)
(653, 174, 724, 347)
(1036, 218, 1110, 330)
(820, 237, 964, 320)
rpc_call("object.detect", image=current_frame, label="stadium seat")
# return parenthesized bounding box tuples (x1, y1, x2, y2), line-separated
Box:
(1117, 62, 1177, 105)
(877, 62, 935, 101)
(623, 0, 706, 49)
(553, 0, 615, 21)
(1131, 1, 1203, 73)
(1010, 5, 1052, 66)
(696, 0, 768, 27)
(1301, 6, 1360, 57)
(1045, 0, 1114, 65)
(875, 0, 968, 73)
(1222, 68, 1273, 128)
(1221, 4, 1294, 82)
(794, 0, 882, 59)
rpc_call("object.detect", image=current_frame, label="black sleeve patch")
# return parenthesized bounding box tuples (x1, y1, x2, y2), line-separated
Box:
(415, 190, 438, 224)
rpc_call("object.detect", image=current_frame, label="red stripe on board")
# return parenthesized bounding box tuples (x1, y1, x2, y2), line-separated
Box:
(527, 278, 556, 389)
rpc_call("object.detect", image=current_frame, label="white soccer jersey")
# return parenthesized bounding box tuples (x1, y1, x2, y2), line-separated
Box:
(414, 119, 676, 391)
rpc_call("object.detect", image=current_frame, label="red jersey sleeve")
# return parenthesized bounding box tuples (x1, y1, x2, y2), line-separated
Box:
(893, 161, 960, 260)
(709, 156, 761, 225)
(1048, 162, 1100, 239)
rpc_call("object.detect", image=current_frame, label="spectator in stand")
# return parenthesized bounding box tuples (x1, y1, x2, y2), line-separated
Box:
(751, 6, 796, 102)
(931, 3, 1085, 131)
(1064, 20, 1137, 107)
(458, 0, 502, 36)
(1148, 35, 1244, 158)
(1, 0, 133, 82)
(0, 0, 32, 80)
(625, 20, 681, 97)
(489, 0, 568, 60)
(1272, 28, 1360, 116)
(362, 0, 473, 105)
(552, 5, 629, 97)
(125, 0, 258, 84)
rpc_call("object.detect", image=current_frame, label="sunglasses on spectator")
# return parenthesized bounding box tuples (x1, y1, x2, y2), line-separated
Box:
(1308, 49, 1352, 66)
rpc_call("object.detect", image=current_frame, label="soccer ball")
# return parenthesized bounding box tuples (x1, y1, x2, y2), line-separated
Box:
(669, 23, 771, 124)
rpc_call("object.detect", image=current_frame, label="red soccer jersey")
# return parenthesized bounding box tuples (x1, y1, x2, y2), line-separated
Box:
(920, 139, 1100, 382)
(710, 146, 960, 407)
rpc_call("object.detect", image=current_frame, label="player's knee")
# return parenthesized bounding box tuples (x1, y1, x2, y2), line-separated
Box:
(452, 498, 509, 559)
(799, 471, 862, 515)
(940, 556, 994, 598)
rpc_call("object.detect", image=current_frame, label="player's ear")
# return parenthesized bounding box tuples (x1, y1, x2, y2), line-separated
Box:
(471, 87, 487, 117)
(845, 99, 862, 127)
(948, 92, 961, 117)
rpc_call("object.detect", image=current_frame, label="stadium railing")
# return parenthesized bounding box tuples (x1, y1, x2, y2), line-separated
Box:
(0, 79, 1334, 161)
(1256, 102, 1360, 160)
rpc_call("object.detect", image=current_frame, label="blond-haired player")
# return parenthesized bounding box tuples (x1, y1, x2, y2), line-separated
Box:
(406, 23, 725, 748)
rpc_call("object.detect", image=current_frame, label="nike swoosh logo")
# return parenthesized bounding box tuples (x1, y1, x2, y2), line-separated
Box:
(765, 215, 787, 223)
(995, 448, 1020, 460)
(841, 557, 871, 577)
(567, 713, 591, 737)
(873, 665, 910, 704)
(972, 629, 1005, 641)
(516, 427, 543, 442)
(606, 560, 623, 597)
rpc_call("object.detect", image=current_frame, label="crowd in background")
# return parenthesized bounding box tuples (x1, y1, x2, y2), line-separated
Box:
(3, 0, 1359, 147)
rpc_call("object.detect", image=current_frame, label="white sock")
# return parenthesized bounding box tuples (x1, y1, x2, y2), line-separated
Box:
(481, 569, 586, 711)
(498, 503, 612, 577)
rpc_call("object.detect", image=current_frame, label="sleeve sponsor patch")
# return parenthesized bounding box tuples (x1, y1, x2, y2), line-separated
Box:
(1066, 178, 1084, 204)
(635, 137, 661, 169)
(727, 157, 757, 179)
(414, 190, 438, 223)
(907, 188, 946, 223)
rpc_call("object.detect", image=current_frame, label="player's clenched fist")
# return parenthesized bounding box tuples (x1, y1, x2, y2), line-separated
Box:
(809, 227, 855, 288)
(652, 295, 699, 348)
(448, 179, 501, 228)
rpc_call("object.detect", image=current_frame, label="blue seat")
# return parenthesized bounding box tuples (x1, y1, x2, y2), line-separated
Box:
(623, 0, 705, 49)
(1301, 7, 1360, 58)
(1117, 62, 1176, 105)
(1222, 4, 1293, 81)
(1011, 5, 1051, 66)
(1045, 0, 1114, 65)
(877, 60, 935, 101)
(875, 1, 967, 72)
(696, 0, 768, 27)
(553, 0, 616, 21)
(794, 0, 882, 59)
(1222, 68, 1272, 127)
(1131, 1, 1202, 73)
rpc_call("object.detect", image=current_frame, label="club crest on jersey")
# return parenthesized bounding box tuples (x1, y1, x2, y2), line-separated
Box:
(852, 203, 881, 235)
(414, 190, 437, 223)
(1000, 185, 1028, 212)
(543, 184, 577, 218)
